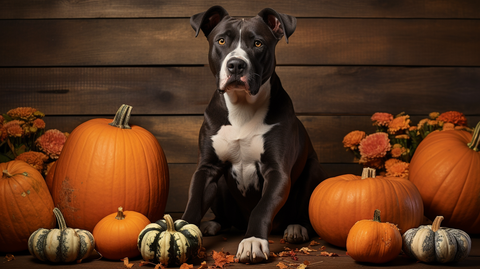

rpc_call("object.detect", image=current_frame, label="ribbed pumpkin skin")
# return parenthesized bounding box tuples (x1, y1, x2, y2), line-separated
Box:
(93, 207, 151, 260)
(50, 106, 169, 232)
(402, 216, 471, 263)
(409, 130, 480, 234)
(28, 208, 95, 263)
(309, 171, 424, 247)
(138, 215, 202, 266)
(346, 210, 402, 263)
(0, 160, 56, 252)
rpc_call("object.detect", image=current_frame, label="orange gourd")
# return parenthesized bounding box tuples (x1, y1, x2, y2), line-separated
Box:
(0, 160, 56, 252)
(50, 104, 169, 232)
(309, 168, 423, 247)
(346, 209, 402, 263)
(93, 207, 151, 260)
(409, 122, 480, 234)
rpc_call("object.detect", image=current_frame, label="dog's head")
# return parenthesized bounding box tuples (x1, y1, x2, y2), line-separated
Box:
(191, 6, 296, 96)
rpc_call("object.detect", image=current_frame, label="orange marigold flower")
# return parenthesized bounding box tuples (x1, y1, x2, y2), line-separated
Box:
(437, 111, 467, 126)
(390, 144, 405, 158)
(388, 115, 411, 134)
(36, 129, 67, 159)
(33, 118, 46, 129)
(6, 124, 23, 137)
(384, 158, 401, 170)
(371, 112, 394, 127)
(386, 161, 409, 178)
(358, 132, 391, 159)
(7, 107, 37, 121)
(16, 151, 49, 173)
(429, 112, 440, 120)
(0, 115, 4, 124)
(343, 130, 366, 150)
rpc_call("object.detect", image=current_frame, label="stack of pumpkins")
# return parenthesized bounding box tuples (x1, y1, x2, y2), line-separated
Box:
(0, 105, 202, 266)
(309, 120, 480, 264)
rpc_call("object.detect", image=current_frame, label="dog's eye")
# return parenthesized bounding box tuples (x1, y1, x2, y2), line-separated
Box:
(254, 41, 263, 47)
(218, 38, 226, 45)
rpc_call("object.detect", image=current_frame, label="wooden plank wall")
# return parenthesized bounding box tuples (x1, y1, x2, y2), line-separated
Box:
(1, 0, 480, 214)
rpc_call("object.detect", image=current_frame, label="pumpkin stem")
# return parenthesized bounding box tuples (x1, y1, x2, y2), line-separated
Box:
(164, 214, 175, 232)
(53, 207, 68, 231)
(2, 169, 13, 178)
(109, 104, 132, 129)
(373, 209, 381, 222)
(361, 167, 376, 179)
(467, 121, 480, 152)
(115, 207, 125, 220)
(431, 216, 444, 232)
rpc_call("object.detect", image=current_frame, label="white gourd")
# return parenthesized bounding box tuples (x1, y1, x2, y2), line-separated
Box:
(28, 208, 96, 263)
(402, 216, 471, 263)
(137, 214, 202, 266)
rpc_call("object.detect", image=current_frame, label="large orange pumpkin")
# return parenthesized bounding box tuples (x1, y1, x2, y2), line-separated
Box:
(409, 123, 480, 234)
(0, 160, 56, 252)
(309, 168, 423, 247)
(50, 104, 169, 232)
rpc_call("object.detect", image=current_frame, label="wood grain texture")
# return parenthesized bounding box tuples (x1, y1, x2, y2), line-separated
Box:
(2, 66, 479, 115)
(1, 18, 479, 66)
(1, 0, 479, 19)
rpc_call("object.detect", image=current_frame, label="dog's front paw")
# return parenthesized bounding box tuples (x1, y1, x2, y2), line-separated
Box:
(283, 224, 309, 243)
(199, 220, 222, 236)
(236, 237, 269, 263)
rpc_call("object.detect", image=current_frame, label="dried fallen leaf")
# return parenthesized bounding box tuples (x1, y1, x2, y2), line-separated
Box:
(297, 264, 307, 269)
(212, 250, 236, 268)
(268, 240, 274, 244)
(180, 263, 193, 269)
(121, 257, 134, 268)
(276, 262, 289, 269)
(197, 261, 208, 269)
(197, 247, 207, 259)
(309, 240, 320, 246)
(154, 263, 167, 269)
(280, 239, 286, 244)
(299, 247, 317, 254)
(5, 254, 15, 261)
(320, 251, 338, 257)
(303, 261, 310, 266)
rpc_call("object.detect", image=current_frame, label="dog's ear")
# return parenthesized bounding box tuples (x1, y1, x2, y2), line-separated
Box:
(191, 6, 229, 38)
(258, 8, 297, 43)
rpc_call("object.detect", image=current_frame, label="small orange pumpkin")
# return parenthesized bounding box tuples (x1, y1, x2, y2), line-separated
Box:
(0, 160, 56, 252)
(309, 167, 423, 247)
(93, 207, 151, 260)
(50, 104, 169, 232)
(409, 122, 480, 234)
(347, 209, 402, 263)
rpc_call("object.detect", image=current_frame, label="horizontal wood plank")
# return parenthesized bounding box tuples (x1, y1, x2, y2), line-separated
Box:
(2, 66, 480, 115)
(165, 163, 365, 212)
(1, 18, 479, 66)
(1, 0, 479, 19)
(42, 115, 480, 165)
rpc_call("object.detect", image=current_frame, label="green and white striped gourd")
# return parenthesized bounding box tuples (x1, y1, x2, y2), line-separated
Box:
(28, 208, 96, 263)
(137, 214, 202, 266)
(402, 216, 471, 263)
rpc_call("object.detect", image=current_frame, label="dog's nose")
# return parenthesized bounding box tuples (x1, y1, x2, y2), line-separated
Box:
(227, 58, 247, 75)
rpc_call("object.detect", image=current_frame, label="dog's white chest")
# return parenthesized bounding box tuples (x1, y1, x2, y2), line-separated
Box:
(211, 83, 274, 195)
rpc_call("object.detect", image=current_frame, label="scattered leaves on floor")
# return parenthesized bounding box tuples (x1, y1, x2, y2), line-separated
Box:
(212, 250, 237, 268)
(121, 257, 134, 268)
(4, 254, 15, 262)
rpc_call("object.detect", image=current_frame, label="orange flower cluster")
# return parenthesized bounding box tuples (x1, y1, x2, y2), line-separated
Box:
(1, 107, 68, 176)
(343, 111, 471, 176)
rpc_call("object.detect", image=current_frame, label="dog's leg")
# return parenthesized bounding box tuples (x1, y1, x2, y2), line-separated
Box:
(182, 164, 224, 226)
(283, 154, 325, 243)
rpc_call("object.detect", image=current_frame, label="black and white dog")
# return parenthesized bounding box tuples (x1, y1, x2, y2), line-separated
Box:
(182, 6, 325, 263)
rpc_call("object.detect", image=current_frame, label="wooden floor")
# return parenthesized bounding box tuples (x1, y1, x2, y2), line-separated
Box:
(2, 230, 479, 269)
